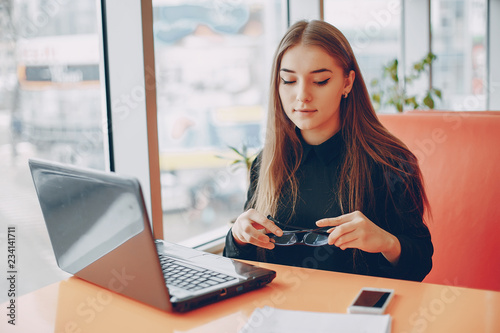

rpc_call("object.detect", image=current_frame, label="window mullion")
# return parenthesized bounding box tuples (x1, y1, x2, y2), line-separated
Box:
(100, 0, 163, 238)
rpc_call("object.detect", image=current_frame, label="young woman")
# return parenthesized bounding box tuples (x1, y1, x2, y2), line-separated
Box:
(223, 20, 433, 282)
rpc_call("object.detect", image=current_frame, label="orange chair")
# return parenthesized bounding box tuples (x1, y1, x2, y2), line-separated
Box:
(378, 111, 500, 291)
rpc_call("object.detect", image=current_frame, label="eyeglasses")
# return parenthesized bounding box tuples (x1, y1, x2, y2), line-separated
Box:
(266, 215, 331, 247)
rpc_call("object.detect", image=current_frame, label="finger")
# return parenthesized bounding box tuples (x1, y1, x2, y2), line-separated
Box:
(316, 212, 356, 227)
(251, 222, 265, 230)
(241, 233, 275, 250)
(336, 227, 357, 246)
(233, 209, 283, 249)
(246, 210, 283, 236)
(316, 217, 341, 227)
(335, 237, 359, 251)
(243, 230, 276, 249)
(253, 239, 276, 250)
(328, 223, 356, 245)
(261, 217, 283, 236)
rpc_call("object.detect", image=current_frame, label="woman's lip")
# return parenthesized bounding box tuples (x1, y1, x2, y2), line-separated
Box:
(294, 109, 317, 112)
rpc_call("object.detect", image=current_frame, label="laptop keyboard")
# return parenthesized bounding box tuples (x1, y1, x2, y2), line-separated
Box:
(159, 255, 236, 292)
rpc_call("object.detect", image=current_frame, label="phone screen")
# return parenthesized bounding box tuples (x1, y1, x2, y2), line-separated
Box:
(353, 290, 391, 308)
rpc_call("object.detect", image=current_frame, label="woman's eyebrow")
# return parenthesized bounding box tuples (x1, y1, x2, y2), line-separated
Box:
(311, 68, 332, 74)
(280, 68, 333, 74)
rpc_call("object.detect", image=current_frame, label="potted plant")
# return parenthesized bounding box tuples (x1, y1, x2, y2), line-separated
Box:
(370, 52, 442, 113)
(216, 144, 257, 186)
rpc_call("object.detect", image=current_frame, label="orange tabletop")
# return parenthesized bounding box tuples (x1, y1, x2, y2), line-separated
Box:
(2, 261, 500, 333)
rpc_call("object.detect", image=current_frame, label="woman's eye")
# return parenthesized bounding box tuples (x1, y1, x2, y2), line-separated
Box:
(280, 77, 295, 85)
(315, 78, 330, 86)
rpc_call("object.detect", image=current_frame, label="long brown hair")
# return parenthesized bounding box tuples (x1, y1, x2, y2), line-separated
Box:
(250, 20, 429, 229)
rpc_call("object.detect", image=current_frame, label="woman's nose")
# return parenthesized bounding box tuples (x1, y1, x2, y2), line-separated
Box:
(296, 84, 312, 103)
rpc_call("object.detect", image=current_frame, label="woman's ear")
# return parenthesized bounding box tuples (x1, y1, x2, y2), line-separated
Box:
(344, 70, 355, 93)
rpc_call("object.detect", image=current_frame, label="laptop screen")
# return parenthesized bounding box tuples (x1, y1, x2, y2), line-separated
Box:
(30, 162, 145, 274)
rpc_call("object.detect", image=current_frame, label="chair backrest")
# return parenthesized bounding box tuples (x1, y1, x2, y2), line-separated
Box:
(378, 111, 500, 291)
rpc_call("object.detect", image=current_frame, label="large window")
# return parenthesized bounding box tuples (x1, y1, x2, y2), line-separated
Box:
(0, 0, 105, 299)
(324, 0, 492, 112)
(324, 0, 402, 112)
(152, 0, 284, 243)
(431, 0, 488, 110)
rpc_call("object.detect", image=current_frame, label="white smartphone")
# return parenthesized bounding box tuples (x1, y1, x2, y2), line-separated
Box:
(347, 287, 394, 314)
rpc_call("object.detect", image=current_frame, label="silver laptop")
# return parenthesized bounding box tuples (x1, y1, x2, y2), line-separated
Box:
(29, 158, 276, 312)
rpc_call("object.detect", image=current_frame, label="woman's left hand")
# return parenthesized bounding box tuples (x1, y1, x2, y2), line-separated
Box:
(316, 211, 401, 265)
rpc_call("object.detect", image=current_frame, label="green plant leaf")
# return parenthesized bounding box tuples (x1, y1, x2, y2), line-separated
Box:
(433, 88, 442, 99)
(370, 53, 440, 113)
(385, 59, 399, 83)
(228, 145, 246, 158)
(396, 102, 403, 113)
(413, 62, 424, 72)
(423, 94, 434, 109)
(404, 96, 419, 109)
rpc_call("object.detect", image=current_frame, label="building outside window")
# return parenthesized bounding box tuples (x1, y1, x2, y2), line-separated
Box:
(324, 0, 488, 112)
(0, 0, 105, 298)
(431, 0, 487, 110)
(324, 0, 402, 112)
(151, 0, 284, 243)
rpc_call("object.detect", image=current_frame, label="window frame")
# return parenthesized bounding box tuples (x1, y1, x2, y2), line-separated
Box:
(99, 0, 163, 239)
(488, 0, 500, 109)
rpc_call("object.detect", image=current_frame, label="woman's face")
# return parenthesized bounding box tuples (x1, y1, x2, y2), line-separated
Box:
(278, 44, 354, 145)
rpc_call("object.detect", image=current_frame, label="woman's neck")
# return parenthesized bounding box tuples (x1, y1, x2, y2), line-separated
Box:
(300, 125, 341, 145)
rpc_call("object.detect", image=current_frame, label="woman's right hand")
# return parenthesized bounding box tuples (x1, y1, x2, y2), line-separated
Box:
(231, 209, 283, 250)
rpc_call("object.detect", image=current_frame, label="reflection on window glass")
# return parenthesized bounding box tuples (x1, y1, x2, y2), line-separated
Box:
(0, 0, 105, 297)
(431, 0, 487, 110)
(324, 0, 401, 111)
(152, 0, 283, 242)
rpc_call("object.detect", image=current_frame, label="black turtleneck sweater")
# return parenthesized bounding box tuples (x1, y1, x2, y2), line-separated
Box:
(223, 130, 433, 282)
